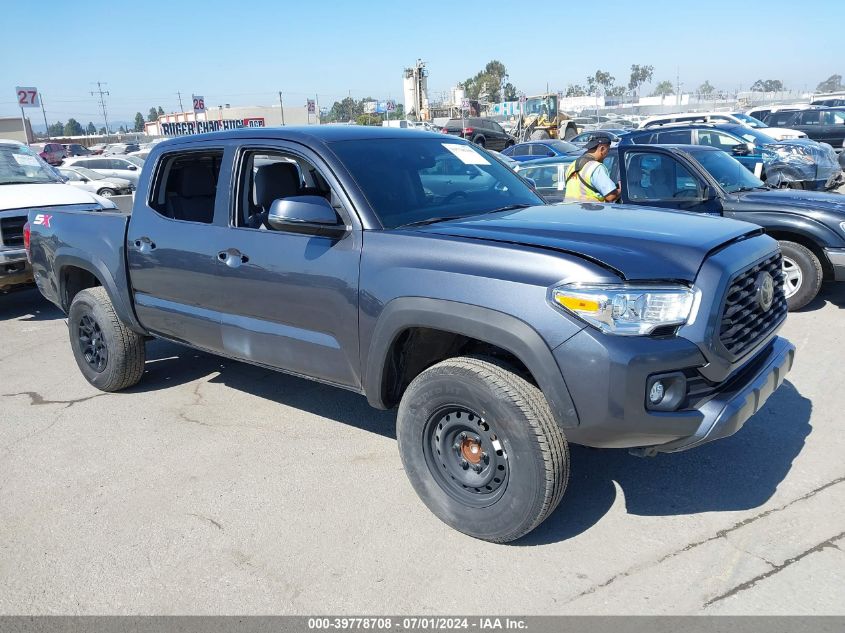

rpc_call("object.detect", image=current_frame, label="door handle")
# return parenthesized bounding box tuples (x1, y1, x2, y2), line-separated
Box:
(132, 236, 156, 253)
(217, 249, 249, 268)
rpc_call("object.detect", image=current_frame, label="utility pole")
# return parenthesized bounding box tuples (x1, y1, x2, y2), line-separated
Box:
(90, 81, 111, 136)
(676, 67, 680, 106)
(278, 91, 285, 125)
(40, 94, 50, 140)
(177, 91, 184, 113)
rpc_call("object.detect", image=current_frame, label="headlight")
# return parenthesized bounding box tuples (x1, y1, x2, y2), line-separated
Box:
(551, 283, 696, 336)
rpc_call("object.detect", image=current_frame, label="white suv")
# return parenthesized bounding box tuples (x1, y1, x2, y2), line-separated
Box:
(640, 111, 806, 141)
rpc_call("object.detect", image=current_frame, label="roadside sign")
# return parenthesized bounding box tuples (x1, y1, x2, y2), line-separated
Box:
(461, 98, 470, 110)
(307, 99, 316, 114)
(386, 100, 396, 112)
(518, 95, 527, 104)
(15, 86, 40, 108)
(192, 95, 206, 114)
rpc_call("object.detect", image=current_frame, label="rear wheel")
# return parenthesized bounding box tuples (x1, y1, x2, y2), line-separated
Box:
(397, 356, 569, 543)
(778, 240, 822, 310)
(530, 129, 551, 140)
(562, 126, 577, 141)
(97, 188, 116, 197)
(68, 287, 146, 391)
(474, 136, 486, 148)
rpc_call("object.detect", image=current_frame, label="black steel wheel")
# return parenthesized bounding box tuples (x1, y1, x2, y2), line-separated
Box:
(423, 406, 509, 508)
(397, 356, 569, 543)
(68, 287, 146, 391)
(77, 314, 109, 372)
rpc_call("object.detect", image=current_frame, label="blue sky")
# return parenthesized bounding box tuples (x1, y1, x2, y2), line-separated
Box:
(1, 0, 842, 124)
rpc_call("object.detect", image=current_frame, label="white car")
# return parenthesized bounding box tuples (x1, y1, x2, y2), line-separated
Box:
(640, 111, 806, 141)
(58, 166, 133, 197)
(63, 155, 144, 185)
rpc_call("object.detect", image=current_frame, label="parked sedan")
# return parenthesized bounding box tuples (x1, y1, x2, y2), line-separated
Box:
(29, 142, 65, 166)
(104, 143, 140, 155)
(88, 143, 108, 155)
(63, 156, 144, 185)
(440, 117, 515, 151)
(512, 156, 577, 203)
(568, 130, 626, 148)
(619, 123, 843, 191)
(58, 166, 133, 197)
(62, 143, 92, 157)
(500, 139, 581, 162)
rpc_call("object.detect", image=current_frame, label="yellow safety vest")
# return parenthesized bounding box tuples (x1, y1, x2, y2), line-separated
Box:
(564, 159, 605, 202)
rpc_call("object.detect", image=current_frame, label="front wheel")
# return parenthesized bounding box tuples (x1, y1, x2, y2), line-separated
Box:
(397, 356, 569, 543)
(779, 240, 822, 311)
(97, 188, 116, 197)
(68, 287, 146, 391)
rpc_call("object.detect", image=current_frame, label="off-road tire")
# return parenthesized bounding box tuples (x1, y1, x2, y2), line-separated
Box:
(68, 287, 146, 392)
(529, 129, 551, 140)
(778, 240, 822, 311)
(397, 356, 569, 543)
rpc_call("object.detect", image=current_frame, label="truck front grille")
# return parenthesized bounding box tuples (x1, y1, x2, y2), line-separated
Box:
(719, 252, 787, 357)
(1, 216, 27, 248)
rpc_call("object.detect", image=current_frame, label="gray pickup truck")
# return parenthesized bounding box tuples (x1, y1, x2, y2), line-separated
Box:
(27, 127, 795, 542)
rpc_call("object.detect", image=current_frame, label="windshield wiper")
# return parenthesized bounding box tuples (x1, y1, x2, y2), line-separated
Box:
(486, 203, 534, 214)
(394, 215, 466, 229)
(0, 180, 52, 185)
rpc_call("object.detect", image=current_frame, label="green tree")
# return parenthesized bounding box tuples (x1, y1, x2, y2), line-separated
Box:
(147, 107, 159, 122)
(98, 127, 106, 135)
(463, 60, 512, 103)
(86, 122, 97, 135)
(607, 85, 626, 98)
(586, 70, 615, 96)
(503, 83, 518, 101)
(750, 79, 784, 92)
(651, 81, 675, 96)
(565, 84, 586, 97)
(698, 80, 715, 97)
(47, 121, 64, 136)
(133, 112, 146, 132)
(63, 118, 84, 136)
(157, 106, 165, 116)
(628, 64, 654, 98)
(816, 74, 844, 92)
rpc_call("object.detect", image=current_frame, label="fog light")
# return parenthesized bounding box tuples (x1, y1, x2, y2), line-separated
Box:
(649, 381, 665, 405)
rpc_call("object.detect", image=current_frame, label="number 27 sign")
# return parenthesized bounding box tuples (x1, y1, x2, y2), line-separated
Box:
(16, 86, 40, 108)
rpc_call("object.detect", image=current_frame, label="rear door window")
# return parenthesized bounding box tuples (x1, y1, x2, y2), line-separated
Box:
(149, 150, 223, 224)
(655, 130, 692, 144)
(797, 111, 820, 125)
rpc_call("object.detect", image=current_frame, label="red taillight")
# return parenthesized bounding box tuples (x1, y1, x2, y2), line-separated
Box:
(441, 127, 449, 133)
(23, 221, 31, 261)
(462, 127, 474, 135)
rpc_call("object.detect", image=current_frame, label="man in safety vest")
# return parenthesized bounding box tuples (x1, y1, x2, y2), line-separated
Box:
(564, 132, 621, 202)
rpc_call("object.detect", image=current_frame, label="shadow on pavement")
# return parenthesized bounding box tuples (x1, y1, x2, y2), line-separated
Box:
(797, 282, 845, 312)
(520, 380, 812, 545)
(128, 339, 396, 439)
(127, 340, 812, 543)
(0, 287, 63, 321)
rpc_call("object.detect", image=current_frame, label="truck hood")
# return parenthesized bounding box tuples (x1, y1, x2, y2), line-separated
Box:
(0, 183, 113, 212)
(418, 203, 761, 282)
(732, 188, 845, 216)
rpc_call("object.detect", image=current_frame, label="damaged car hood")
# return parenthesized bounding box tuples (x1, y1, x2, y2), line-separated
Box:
(417, 203, 761, 282)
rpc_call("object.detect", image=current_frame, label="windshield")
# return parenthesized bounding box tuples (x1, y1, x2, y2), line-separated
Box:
(0, 143, 62, 185)
(329, 138, 544, 229)
(523, 96, 557, 117)
(546, 140, 580, 154)
(731, 112, 768, 129)
(694, 149, 765, 193)
(72, 167, 105, 180)
(734, 127, 778, 145)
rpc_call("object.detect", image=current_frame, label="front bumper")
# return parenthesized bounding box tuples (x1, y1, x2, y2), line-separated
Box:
(826, 247, 845, 281)
(0, 249, 34, 291)
(554, 332, 795, 453)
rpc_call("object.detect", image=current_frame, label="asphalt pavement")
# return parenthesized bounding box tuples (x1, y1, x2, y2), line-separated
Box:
(0, 284, 843, 615)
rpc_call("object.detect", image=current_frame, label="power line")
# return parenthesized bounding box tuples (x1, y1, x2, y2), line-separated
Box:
(90, 81, 110, 135)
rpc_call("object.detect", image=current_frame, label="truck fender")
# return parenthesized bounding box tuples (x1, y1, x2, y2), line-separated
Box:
(364, 297, 580, 429)
(53, 250, 144, 333)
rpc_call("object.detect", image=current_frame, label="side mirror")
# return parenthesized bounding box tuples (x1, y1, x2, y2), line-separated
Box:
(732, 143, 752, 156)
(701, 185, 714, 200)
(525, 177, 537, 189)
(547, 151, 555, 157)
(128, 165, 138, 171)
(267, 195, 347, 238)
(80, 178, 89, 183)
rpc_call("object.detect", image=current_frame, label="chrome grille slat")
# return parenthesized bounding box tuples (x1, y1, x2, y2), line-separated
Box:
(718, 252, 787, 357)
